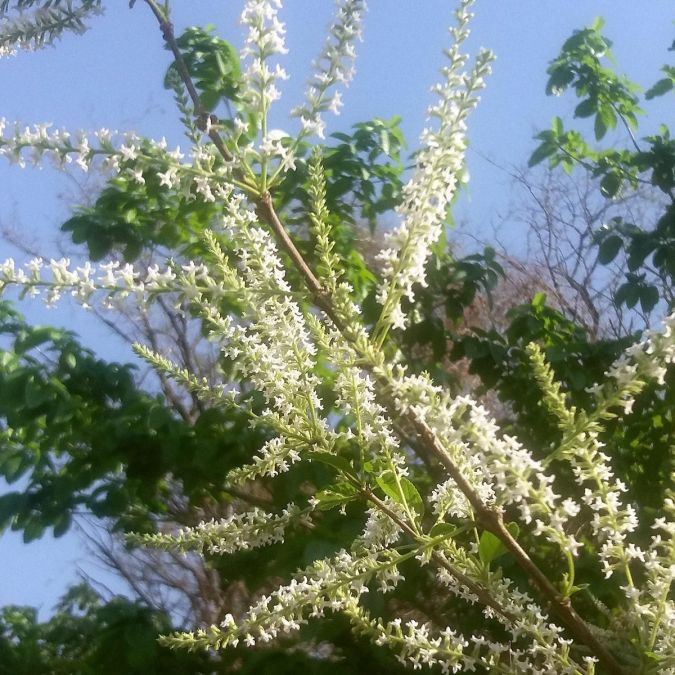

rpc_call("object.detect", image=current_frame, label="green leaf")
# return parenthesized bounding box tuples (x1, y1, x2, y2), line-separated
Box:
(600, 172, 622, 198)
(478, 522, 519, 565)
(14, 327, 58, 354)
(24, 376, 50, 409)
(624, 284, 641, 309)
(376, 473, 424, 516)
(0, 492, 22, 531)
(574, 98, 596, 118)
(379, 128, 390, 155)
(639, 285, 660, 313)
(594, 112, 607, 141)
(313, 482, 358, 511)
(3, 453, 29, 483)
(306, 451, 354, 477)
(52, 513, 72, 538)
(597, 235, 622, 264)
(528, 141, 556, 167)
(478, 530, 504, 565)
(22, 518, 46, 543)
(429, 522, 456, 538)
(645, 78, 673, 100)
(63, 352, 77, 369)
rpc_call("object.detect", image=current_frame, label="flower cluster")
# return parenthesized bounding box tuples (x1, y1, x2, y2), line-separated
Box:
(240, 0, 288, 110)
(162, 549, 402, 652)
(291, 0, 365, 140)
(132, 503, 311, 556)
(0, 119, 120, 172)
(629, 496, 675, 666)
(237, 0, 294, 177)
(0, 118, 234, 207)
(375, 0, 494, 334)
(0, 255, 202, 309)
(0, 0, 103, 52)
(348, 607, 470, 674)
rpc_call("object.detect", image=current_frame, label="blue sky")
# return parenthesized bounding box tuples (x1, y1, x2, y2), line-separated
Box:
(1, 0, 672, 618)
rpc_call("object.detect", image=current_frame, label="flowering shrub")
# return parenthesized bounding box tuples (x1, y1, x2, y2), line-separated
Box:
(1, 1, 674, 673)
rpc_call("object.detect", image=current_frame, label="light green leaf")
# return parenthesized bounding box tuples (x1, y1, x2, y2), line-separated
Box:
(376, 472, 425, 516)
(478, 522, 519, 565)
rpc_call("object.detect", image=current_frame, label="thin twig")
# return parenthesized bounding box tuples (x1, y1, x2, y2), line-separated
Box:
(363, 487, 516, 626)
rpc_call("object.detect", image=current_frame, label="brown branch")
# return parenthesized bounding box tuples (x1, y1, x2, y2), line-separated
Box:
(397, 414, 626, 675)
(142, 0, 234, 164)
(257, 191, 343, 327)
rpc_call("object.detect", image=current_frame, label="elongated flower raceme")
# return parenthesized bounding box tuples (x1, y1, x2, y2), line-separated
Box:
(237, 0, 294, 182)
(130, 504, 312, 555)
(374, 0, 494, 339)
(160, 548, 408, 652)
(291, 0, 366, 140)
(240, 0, 288, 111)
(0, 0, 103, 52)
(0, 118, 241, 203)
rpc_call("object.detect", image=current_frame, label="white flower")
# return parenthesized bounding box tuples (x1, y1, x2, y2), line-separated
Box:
(374, 32, 493, 332)
(157, 167, 179, 188)
(120, 142, 139, 161)
(129, 168, 145, 184)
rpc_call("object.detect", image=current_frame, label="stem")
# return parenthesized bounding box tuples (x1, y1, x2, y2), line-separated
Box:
(257, 191, 341, 326)
(362, 488, 516, 626)
(610, 102, 641, 154)
(142, 0, 234, 165)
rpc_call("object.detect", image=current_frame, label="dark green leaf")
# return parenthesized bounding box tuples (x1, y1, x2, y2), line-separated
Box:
(306, 451, 354, 477)
(594, 113, 607, 141)
(597, 235, 623, 264)
(600, 172, 622, 198)
(53, 513, 72, 538)
(14, 327, 58, 354)
(639, 285, 660, 313)
(429, 522, 456, 538)
(528, 141, 556, 167)
(24, 376, 50, 409)
(574, 98, 596, 118)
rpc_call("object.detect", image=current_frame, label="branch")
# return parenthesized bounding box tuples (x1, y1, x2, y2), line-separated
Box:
(141, 0, 234, 164)
(254, 198, 628, 674)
